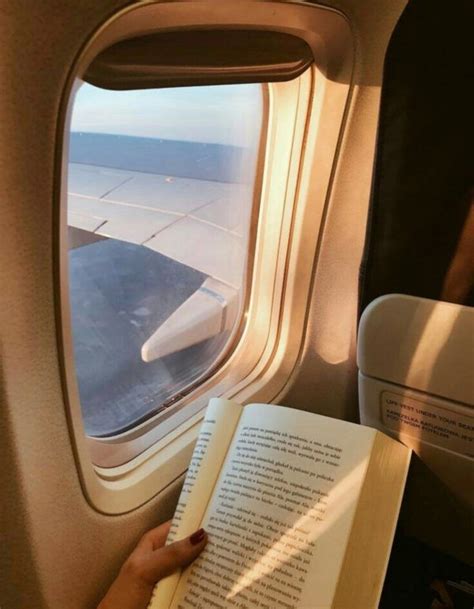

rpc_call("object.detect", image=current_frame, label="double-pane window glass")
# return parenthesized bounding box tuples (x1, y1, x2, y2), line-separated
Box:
(67, 82, 263, 436)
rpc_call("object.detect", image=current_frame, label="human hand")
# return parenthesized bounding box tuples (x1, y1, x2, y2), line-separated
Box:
(97, 521, 207, 609)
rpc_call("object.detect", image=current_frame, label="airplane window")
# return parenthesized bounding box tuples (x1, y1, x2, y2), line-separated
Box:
(67, 82, 263, 436)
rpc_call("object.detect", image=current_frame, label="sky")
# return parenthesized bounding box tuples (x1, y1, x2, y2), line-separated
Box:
(70, 81, 263, 148)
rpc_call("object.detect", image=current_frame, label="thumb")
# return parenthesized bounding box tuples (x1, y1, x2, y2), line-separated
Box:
(142, 528, 207, 584)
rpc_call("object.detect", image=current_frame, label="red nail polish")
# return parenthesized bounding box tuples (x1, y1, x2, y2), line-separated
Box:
(190, 528, 206, 545)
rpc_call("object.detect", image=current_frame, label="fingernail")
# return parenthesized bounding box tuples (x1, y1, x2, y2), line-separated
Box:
(190, 528, 206, 545)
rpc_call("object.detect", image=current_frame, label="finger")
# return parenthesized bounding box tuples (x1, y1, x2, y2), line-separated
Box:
(136, 520, 172, 551)
(141, 528, 207, 584)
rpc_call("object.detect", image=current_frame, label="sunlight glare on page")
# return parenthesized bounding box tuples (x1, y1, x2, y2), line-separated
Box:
(227, 457, 369, 599)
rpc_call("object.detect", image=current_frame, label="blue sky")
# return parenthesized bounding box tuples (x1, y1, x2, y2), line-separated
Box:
(70, 81, 263, 147)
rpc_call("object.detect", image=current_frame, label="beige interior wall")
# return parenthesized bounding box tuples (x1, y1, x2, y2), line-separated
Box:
(0, 1, 407, 608)
(281, 0, 408, 418)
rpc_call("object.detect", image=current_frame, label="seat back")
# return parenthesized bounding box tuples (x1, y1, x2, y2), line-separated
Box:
(358, 294, 473, 560)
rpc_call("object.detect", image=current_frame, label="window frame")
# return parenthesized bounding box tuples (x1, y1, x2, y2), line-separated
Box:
(55, 0, 353, 514)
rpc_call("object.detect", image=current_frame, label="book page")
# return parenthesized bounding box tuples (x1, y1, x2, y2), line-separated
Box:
(170, 404, 376, 609)
(149, 398, 243, 609)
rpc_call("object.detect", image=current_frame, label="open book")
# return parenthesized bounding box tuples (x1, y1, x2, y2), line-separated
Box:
(149, 399, 411, 609)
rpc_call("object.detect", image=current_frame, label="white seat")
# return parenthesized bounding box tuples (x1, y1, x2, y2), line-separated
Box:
(358, 294, 473, 509)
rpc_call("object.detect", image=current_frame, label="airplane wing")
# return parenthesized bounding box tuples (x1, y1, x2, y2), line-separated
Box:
(68, 162, 252, 360)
